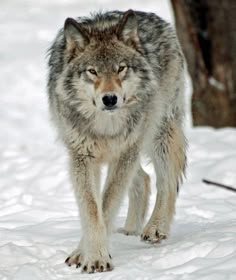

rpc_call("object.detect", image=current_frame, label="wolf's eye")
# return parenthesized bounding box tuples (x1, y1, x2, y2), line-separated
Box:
(88, 69, 97, 76)
(118, 65, 126, 73)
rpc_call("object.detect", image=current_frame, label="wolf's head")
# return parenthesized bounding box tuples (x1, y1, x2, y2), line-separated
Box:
(56, 10, 154, 136)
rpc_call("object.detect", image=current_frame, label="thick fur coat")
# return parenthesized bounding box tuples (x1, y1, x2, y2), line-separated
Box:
(47, 10, 187, 273)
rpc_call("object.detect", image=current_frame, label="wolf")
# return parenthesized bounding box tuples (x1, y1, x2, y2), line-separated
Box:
(47, 10, 187, 273)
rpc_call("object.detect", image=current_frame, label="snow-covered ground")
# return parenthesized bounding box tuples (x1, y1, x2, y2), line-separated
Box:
(1, 1, 236, 279)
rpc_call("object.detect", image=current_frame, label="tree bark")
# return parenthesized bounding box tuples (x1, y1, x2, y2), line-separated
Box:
(171, 0, 236, 127)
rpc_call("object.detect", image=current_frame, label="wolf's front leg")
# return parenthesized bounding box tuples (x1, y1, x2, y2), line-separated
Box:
(141, 119, 187, 243)
(65, 152, 112, 273)
(102, 143, 140, 234)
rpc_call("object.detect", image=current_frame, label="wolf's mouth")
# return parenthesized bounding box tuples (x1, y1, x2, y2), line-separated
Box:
(102, 106, 118, 112)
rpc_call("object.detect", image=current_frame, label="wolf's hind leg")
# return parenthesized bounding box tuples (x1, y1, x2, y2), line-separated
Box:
(141, 119, 186, 243)
(102, 143, 140, 235)
(118, 166, 150, 235)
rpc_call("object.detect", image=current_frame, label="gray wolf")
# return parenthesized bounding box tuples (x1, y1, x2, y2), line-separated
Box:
(47, 10, 187, 273)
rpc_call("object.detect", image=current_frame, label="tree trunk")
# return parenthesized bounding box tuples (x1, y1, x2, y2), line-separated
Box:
(171, 0, 236, 127)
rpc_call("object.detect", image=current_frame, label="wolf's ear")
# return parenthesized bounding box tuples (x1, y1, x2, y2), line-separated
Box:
(64, 18, 89, 53)
(116, 10, 140, 50)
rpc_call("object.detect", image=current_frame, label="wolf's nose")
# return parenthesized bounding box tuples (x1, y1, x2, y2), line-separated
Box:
(102, 95, 117, 108)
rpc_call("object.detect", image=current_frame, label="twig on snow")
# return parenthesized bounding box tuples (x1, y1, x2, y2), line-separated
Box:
(202, 179, 236, 193)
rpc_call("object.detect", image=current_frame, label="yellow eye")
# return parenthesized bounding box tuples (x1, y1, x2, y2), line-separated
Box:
(118, 65, 126, 73)
(88, 69, 97, 75)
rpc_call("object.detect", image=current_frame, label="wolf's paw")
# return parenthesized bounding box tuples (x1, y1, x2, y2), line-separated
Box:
(65, 248, 84, 268)
(141, 226, 167, 244)
(117, 227, 140, 236)
(81, 253, 113, 273)
(65, 248, 113, 273)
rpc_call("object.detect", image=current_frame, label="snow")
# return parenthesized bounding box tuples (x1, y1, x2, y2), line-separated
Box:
(1, 0, 236, 279)
(209, 77, 224, 91)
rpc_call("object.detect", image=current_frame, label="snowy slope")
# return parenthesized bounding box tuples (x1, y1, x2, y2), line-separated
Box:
(1, 1, 236, 279)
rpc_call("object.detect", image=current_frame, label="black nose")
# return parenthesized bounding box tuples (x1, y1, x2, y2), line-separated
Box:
(102, 95, 117, 108)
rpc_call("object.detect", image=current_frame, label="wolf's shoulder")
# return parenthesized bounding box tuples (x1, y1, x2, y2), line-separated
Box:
(78, 11, 176, 50)
(79, 10, 172, 34)
(51, 10, 174, 47)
